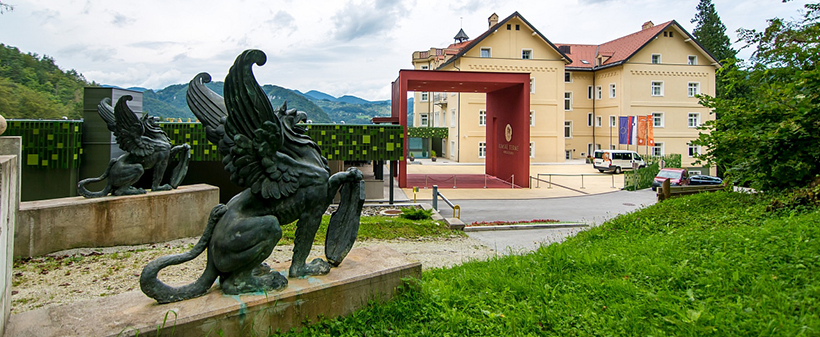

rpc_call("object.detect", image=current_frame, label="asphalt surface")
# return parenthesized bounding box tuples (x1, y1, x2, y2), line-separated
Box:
(456, 188, 658, 254)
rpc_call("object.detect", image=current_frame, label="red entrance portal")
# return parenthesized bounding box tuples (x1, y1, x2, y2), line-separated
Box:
(389, 70, 531, 188)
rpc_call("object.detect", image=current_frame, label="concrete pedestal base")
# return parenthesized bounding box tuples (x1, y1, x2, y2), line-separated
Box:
(4, 245, 420, 336)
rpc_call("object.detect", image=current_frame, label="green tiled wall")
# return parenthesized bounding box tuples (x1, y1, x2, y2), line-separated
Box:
(4, 120, 83, 168)
(159, 123, 222, 161)
(407, 127, 448, 139)
(304, 124, 404, 161)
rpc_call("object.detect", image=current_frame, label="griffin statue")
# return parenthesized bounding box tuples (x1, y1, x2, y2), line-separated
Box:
(77, 96, 190, 198)
(140, 49, 365, 303)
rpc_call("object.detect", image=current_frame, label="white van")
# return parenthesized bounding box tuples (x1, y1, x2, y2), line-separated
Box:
(593, 150, 646, 174)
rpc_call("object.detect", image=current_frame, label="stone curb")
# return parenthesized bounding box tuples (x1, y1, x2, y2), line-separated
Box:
(463, 223, 588, 232)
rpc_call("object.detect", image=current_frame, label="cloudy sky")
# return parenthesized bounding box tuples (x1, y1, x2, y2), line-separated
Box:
(0, 0, 811, 101)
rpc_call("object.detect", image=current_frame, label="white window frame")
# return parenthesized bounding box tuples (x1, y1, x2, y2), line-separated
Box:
(450, 110, 456, 127)
(688, 82, 700, 97)
(530, 142, 535, 158)
(420, 114, 428, 127)
(565, 150, 572, 160)
(652, 142, 664, 156)
(651, 54, 661, 64)
(587, 113, 593, 127)
(688, 144, 700, 157)
(609, 83, 616, 98)
(610, 144, 616, 150)
(420, 65, 429, 70)
(587, 144, 594, 157)
(529, 111, 535, 126)
(522, 49, 533, 60)
(530, 78, 535, 94)
(439, 111, 444, 127)
(651, 81, 664, 97)
(420, 92, 429, 102)
(564, 92, 573, 111)
(478, 142, 486, 158)
(564, 72, 572, 83)
(688, 55, 698, 65)
(596, 116, 603, 127)
(480, 47, 491, 58)
(688, 113, 701, 128)
(450, 141, 455, 158)
(564, 121, 573, 138)
(652, 112, 664, 128)
(478, 110, 486, 126)
(588, 85, 593, 100)
(609, 115, 617, 127)
(596, 86, 602, 100)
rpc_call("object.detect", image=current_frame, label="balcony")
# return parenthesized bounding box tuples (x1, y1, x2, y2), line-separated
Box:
(433, 93, 448, 106)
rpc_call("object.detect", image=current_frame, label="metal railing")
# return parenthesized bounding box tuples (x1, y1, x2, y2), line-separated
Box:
(532, 173, 617, 189)
(432, 185, 461, 219)
(422, 174, 457, 189)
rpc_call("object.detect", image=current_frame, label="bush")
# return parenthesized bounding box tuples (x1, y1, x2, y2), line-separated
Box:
(399, 207, 432, 220)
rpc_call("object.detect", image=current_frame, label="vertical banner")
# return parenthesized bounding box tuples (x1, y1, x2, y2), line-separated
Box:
(637, 116, 648, 146)
(646, 114, 655, 147)
(618, 116, 630, 145)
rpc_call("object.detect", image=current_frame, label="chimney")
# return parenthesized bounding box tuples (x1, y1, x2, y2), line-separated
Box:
(642, 21, 654, 30)
(488, 13, 499, 27)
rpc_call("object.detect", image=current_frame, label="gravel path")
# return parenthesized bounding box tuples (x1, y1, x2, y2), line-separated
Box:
(11, 236, 498, 314)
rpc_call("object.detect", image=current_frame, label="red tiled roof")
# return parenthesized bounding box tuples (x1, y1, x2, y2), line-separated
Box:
(597, 21, 673, 66)
(555, 44, 598, 69)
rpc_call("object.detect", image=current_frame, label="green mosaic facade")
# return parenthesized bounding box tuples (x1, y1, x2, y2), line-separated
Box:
(3, 120, 83, 168)
(160, 122, 222, 161)
(407, 127, 448, 139)
(303, 124, 404, 161)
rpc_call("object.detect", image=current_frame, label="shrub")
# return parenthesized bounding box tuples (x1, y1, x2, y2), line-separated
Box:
(399, 207, 432, 220)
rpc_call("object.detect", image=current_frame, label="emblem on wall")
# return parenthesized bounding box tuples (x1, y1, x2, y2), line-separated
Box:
(505, 124, 513, 142)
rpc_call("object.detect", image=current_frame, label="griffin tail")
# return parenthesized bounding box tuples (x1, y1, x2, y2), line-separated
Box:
(140, 204, 226, 304)
(325, 169, 365, 266)
(76, 159, 116, 198)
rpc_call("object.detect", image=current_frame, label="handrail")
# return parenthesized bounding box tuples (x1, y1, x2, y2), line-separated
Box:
(535, 173, 616, 189)
(431, 185, 460, 219)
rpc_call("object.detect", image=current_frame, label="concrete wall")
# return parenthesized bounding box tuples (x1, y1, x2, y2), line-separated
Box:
(0, 136, 22, 336)
(15, 184, 218, 258)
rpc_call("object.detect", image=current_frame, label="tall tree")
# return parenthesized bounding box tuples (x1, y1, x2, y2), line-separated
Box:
(0, 2, 12, 14)
(693, 3, 820, 191)
(691, 0, 738, 99)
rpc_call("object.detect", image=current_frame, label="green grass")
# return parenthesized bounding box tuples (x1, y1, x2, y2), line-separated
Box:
(279, 215, 459, 245)
(286, 191, 820, 336)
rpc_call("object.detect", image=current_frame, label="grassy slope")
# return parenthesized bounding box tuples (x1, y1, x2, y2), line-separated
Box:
(289, 192, 820, 336)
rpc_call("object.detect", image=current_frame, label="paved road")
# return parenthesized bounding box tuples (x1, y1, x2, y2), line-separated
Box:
(454, 189, 658, 254)
(453, 188, 657, 226)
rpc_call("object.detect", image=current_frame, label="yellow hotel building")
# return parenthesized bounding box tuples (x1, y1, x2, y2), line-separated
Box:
(411, 12, 718, 174)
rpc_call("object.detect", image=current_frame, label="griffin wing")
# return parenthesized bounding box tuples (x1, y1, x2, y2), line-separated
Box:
(221, 49, 306, 199)
(97, 97, 117, 133)
(186, 72, 233, 156)
(112, 95, 154, 157)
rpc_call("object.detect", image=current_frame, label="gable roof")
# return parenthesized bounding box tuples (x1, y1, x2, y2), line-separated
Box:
(437, 11, 572, 70)
(558, 20, 720, 71)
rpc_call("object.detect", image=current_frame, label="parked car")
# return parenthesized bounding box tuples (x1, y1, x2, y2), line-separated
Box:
(592, 150, 646, 174)
(689, 174, 723, 186)
(651, 168, 689, 191)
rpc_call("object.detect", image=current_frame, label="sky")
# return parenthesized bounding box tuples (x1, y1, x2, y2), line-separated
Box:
(0, 0, 812, 101)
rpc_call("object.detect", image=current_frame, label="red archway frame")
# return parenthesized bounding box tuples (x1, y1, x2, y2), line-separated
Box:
(390, 70, 531, 188)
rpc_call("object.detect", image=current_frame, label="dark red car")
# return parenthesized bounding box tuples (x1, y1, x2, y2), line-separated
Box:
(651, 168, 689, 191)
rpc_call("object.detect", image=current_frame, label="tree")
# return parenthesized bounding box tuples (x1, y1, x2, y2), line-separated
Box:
(693, 3, 820, 191)
(0, 2, 12, 14)
(691, 0, 737, 99)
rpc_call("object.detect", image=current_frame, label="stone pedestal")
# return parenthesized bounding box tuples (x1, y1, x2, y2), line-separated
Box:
(4, 245, 421, 336)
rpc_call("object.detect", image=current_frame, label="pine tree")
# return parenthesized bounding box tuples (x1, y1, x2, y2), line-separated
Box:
(691, 0, 738, 100)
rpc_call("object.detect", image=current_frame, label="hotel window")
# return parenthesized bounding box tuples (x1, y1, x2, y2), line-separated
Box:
(480, 48, 491, 58)
(651, 54, 661, 64)
(522, 49, 532, 60)
(565, 150, 572, 159)
(688, 55, 698, 65)
(420, 92, 429, 101)
(478, 142, 486, 158)
(652, 142, 664, 156)
(434, 111, 440, 127)
(653, 112, 664, 127)
(478, 110, 486, 126)
(688, 113, 701, 128)
(609, 83, 616, 98)
(609, 115, 616, 127)
(564, 72, 572, 83)
(596, 86, 602, 100)
(530, 111, 534, 126)
(564, 92, 573, 111)
(451, 110, 456, 127)
(688, 144, 700, 157)
(506, 24, 511, 30)
(530, 78, 535, 94)
(587, 113, 593, 126)
(530, 142, 535, 158)
(564, 121, 573, 138)
(420, 114, 428, 127)
(450, 141, 455, 158)
(588, 86, 593, 99)
(651, 81, 664, 96)
(516, 24, 520, 30)
(596, 116, 602, 127)
(421, 65, 428, 70)
(688, 82, 700, 97)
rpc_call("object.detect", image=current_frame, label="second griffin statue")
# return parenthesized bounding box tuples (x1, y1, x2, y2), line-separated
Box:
(140, 49, 365, 303)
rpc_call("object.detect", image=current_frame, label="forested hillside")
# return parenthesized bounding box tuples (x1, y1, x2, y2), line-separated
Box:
(0, 44, 94, 120)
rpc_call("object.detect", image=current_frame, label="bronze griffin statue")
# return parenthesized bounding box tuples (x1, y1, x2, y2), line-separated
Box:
(140, 49, 365, 303)
(77, 96, 190, 197)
